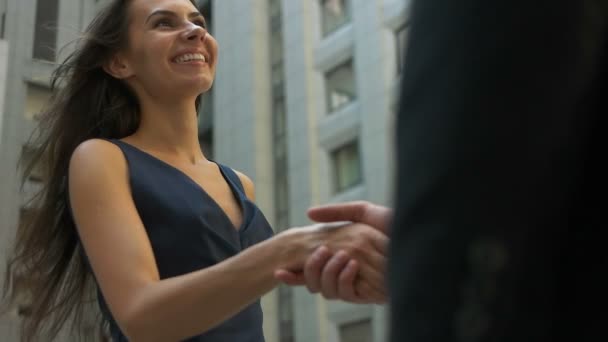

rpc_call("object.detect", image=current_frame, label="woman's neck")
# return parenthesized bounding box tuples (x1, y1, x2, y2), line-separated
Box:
(131, 97, 205, 164)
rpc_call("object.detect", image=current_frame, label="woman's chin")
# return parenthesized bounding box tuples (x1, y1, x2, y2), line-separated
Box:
(189, 77, 214, 92)
(168, 79, 214, 98)
(199, 80, 214, 94)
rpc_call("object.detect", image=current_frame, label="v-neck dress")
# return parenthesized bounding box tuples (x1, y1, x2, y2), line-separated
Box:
(96, 139, 275, 342)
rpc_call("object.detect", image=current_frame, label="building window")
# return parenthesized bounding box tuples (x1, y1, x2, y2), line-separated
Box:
(325, 59, 356, 113)
(273, 98, 286, 139)
(332, 140, 362, 193)
(25, 84, 52, 121)
(12, 208, 36, 317)
(33, 0, 59, 61)
(278, 284, 294, 342)
(199, 128, 214, 160)
(21, 145, 44, 183)
(339, 319, 372, 342)
(396, 24, 408, 75)
(198, 87, 214, 158)
(268, 1, 293, 341)
(1, 12, 6, 39)
(320, 0, 351, 37)
(198, 1, 213, 159)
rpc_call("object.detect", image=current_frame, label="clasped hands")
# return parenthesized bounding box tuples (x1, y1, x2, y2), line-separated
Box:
(274, 201, 392, 304)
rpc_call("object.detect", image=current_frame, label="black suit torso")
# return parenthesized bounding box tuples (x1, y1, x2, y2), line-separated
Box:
(390, 1, 607, 341)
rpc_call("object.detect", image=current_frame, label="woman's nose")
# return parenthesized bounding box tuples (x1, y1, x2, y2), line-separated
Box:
(182, 23, 207, 42)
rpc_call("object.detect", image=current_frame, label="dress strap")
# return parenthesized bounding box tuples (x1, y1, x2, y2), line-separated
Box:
(217, 163, 245, 194)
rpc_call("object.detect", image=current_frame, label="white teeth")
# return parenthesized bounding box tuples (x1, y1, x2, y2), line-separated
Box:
(175, 53, 206, 63)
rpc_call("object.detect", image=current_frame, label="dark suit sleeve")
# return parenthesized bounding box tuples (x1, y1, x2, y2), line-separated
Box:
(389, 0, 606, 341)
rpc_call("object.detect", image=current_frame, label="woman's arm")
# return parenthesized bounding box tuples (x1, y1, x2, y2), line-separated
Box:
(69, 139, 385, 341)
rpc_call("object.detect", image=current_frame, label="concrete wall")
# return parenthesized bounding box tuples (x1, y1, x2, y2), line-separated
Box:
(0, 1, 96, 340)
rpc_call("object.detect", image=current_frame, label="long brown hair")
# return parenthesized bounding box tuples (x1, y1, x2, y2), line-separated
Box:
(1, 0, 202, 340)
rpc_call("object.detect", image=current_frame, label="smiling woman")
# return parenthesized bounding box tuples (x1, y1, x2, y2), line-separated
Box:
(1, 1, 389, 341)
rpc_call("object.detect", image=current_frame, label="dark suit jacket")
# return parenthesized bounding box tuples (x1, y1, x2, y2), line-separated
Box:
(390, 0, 606, 341)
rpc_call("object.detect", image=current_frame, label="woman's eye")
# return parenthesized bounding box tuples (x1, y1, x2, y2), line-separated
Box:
(154, 19, 173, 28)
(193, 20, 206, 28)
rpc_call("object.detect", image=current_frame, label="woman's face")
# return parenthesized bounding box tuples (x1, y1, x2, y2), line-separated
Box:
(119, 0, 218, 100)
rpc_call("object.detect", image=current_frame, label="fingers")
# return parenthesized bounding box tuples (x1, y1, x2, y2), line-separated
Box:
(274, 269, 306, 286)
(358, 263, 386, 298)
(291, 245, 386, 305)
(303, 246, 332, 293)
(319, 250, 351, 299)
(363, 205, 393, 233)
(307, 201, 392, 233)
(360, 247, 387, 279)
(356, 247, 387, 299)
(314, 248, 388, 304)
(336, 259, 359, 302)
(356, 278, 388, 304)
(309, 222, 388, 300)
(315, 258, 386, 305)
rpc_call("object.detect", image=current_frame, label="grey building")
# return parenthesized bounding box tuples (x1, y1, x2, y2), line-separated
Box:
(0, 0, 409, 341)
(0, 0, 102, 340)
(211, 1, 408, 341)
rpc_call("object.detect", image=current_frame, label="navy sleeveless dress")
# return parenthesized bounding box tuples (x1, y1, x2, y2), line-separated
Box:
(95, 139, 274, 341)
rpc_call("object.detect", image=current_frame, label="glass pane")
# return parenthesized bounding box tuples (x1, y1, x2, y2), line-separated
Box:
(33, 0, 59, 61)
(269, 2, 293, 340)
(332, 141, 362, 193)
(272, 62, 284, 86)
(1, 12, 6, 39)
(21, 145, 44, 182)
(320, 0, 351, 37)
(276, 178, 288, 209)
(11, 208, 37, 316)
(396, 25, 408, 74)
(269, 0, 282, 17)
(24, 84, 52, 121)
(273, 98, 286, 138)
(199, 131, 213, 160)
(339, 319, 372, 342)
(325, 59, 356, 113)
(271, 32, 283, 64)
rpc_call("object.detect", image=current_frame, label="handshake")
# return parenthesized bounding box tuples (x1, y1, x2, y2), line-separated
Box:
(273, 201, 392, 305)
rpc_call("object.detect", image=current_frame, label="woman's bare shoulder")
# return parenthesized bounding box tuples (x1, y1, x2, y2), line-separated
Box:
(69, 138, 126, 182)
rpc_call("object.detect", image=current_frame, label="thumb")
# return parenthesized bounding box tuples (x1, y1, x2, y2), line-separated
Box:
(307, 201, 368, 222)
(308, 201, 392, 233)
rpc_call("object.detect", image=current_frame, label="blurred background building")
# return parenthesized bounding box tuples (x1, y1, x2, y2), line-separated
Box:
(0, 0, 408, 341)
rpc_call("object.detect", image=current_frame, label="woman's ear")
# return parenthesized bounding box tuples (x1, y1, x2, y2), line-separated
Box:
(103, 54, 134, 79)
